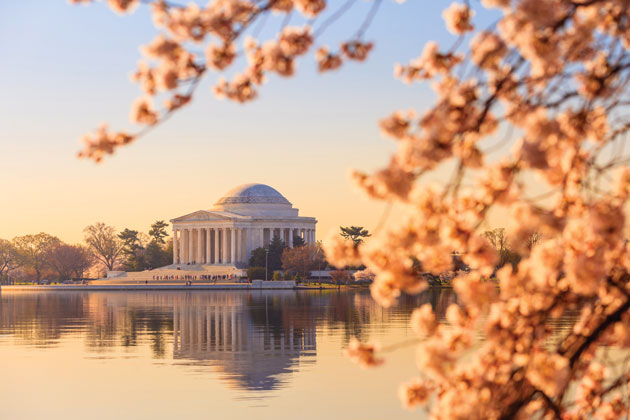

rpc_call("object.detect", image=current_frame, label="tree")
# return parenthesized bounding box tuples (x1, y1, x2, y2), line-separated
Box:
(68, 0, 630, 417)
(482, 228, 519, 270)
(353, 268, 375, 283)
(118, 228, 142, 254)
(12, 233, 59, 283)
(526, 231, 541, 251)
(145, 239, 171, 269)
(339, 226, 371, 245)
(248, 247, 267, 268)
(267, 235, 286, 273)
(292, 235, 305, 247)
(0, 239, 23, 281)
(83, 222, 122, 272)
(281, 244, 325, 279)
(118, 228, 146, 271)
(148, 220, 169, 245)
(47, 243, 92, 280)
(329, 270, 351, 286)
(249, 235, 286, 278)
(246, 266, 266, 281)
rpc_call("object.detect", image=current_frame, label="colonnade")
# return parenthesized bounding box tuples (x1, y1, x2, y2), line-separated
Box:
(173, 296, 317, 355)
(173, 226, 316, 265)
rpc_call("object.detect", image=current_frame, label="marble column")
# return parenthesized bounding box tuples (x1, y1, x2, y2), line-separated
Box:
(173, 230, 179, 264)
(231, 227, 236, 264)
(197, 228, 203, 264)
(288, 228, 293, 247)
(223, 228, 229, 264)
(234, 228, 239, 263)
(240, 228, 246, 263)
(214, 228, 220, 264)
(260, 228, 265, 248)
(183, 230, 188, 263)
(188, 229, 194, 264)
(206, 228, 211, 264)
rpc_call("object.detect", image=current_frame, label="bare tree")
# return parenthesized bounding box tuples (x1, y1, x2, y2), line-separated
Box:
(483, 228, 520, 269)
(281, 244, 325, 279)
(83, 222, 122, 272)
(47, 243, 93, 280)
(0, 238, 23, 281)
(12, 233, 59, 283)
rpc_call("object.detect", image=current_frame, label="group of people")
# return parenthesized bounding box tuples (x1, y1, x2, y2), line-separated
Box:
(150, 274, 239, 282)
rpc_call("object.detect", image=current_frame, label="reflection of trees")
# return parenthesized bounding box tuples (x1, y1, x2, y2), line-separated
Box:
(1, 288, 581, 393)
(0, 292, 173, 357)
(0, 289, 467, 355)
(84, 293, 172, 355)
(0, 292, 86, 345)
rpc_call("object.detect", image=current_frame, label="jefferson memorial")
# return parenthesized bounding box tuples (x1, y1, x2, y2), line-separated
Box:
(170, 183, 317, 268)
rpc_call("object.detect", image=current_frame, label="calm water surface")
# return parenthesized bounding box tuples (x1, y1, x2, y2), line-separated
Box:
(0, 288, 575, 419)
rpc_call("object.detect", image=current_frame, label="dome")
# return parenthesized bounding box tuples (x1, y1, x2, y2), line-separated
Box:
(214, 183, 291, 205)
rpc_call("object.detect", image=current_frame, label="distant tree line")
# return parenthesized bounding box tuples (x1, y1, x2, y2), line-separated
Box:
(0, 220, 172, 284)
(245, 226, 368, 282)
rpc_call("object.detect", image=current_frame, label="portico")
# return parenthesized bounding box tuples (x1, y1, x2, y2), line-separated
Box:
(170, 184, 317, 267)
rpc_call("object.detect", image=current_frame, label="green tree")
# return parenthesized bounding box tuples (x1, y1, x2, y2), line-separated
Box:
(145, 239, 171, 269)
(340, 226, 371, 245)
(118, 228, 141, 254)
(267, 234, 286, 272)
(148, 220, 169, 244)
(12, 233, 60, 283)
(118, 228, 147, 271)
(248, 235, 286, 278)
(292, 235, 305, 247)
(83, 222, 122, 272)
(248, 247, 267, 268)
(246, 266, 266, 280)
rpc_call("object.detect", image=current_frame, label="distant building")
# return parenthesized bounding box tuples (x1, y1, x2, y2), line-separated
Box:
(170, 183, 317, 268)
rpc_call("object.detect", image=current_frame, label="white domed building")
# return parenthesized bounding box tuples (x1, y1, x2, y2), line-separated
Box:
(170, 184, 317, 268)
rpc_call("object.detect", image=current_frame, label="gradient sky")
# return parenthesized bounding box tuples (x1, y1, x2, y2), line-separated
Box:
(0, 1, 502, 244)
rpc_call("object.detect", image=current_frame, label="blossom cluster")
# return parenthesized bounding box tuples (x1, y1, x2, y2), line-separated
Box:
(327, 1, 630, 418)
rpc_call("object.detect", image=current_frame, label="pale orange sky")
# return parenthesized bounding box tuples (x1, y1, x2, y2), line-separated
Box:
(0, 1, 507, 244)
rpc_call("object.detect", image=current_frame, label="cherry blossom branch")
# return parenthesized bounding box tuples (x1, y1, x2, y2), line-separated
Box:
(535, 389, 563, 420)
(355, 0, 382, 40)
(314, 0, 356, 37)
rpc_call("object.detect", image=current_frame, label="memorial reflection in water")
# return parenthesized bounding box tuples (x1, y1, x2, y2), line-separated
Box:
(172, 292, 316, 390)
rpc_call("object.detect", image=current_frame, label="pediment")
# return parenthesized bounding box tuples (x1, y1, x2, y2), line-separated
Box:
(170, 210, 244, 223)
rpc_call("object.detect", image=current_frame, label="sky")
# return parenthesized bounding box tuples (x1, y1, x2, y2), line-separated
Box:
(0, 0, 502, 244)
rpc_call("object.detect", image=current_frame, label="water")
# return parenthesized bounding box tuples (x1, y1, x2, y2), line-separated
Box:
(0, 288, 581, 419)
(0, 289, 453, 420)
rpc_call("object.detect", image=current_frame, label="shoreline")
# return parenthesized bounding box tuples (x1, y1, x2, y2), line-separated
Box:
(0, 283, 331, 292)
(0, 284, 447, 292)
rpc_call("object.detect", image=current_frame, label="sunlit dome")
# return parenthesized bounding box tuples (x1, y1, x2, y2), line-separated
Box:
(214, 183, 291, 205)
